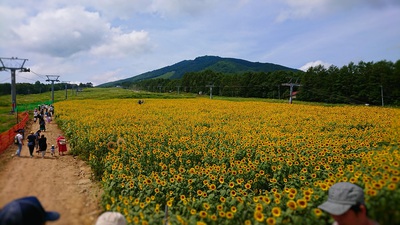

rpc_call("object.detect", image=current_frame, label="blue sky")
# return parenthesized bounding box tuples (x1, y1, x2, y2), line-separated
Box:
(0, 0, 399, 86)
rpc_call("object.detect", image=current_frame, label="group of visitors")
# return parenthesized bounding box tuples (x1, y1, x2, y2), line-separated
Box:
(15, 131, 67, 159)
(14, 104, 67, 158)
(33, 104, 54, 132)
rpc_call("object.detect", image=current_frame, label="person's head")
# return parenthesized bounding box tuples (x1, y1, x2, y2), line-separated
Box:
(41, 134, 45, 138)
(318, 182, 370, 225)
(0, 196, 60, 225)
(95, 212, 127, 225)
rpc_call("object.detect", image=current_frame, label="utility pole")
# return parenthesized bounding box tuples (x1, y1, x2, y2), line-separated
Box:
(380, 85, 384, 107)
(282, 78, 301, 104)
(206, 84, 214, 99)
(0, 57, 30, 113)
(46, 75, 60, 104)
(176, 85, 181, 94)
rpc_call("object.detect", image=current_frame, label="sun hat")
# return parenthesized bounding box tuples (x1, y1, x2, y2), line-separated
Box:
(318, 182, 364, 216)
(0, 196, 60, 225)
(95, 212, 127, 225)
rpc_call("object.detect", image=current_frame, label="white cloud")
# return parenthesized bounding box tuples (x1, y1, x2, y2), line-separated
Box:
(11, 6, 109, 57)
(90, 29, 152, 58)
(6, 5, 153, 60)
(89, 69, 125, 86)
(300, 60, 332, 71)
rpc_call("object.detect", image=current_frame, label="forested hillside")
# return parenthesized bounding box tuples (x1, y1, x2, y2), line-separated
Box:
(97, 56, 299, 87)
(131, 60, 400, 106)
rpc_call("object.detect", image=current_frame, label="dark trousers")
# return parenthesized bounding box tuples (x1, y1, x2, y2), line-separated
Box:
(28, 144, 35, 156)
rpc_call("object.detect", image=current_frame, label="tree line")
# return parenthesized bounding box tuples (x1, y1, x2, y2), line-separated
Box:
(130, 60, 400, 106)
(0, 81, 93, 96)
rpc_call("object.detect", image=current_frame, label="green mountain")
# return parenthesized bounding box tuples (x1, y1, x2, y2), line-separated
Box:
(97, 55, 299, 87)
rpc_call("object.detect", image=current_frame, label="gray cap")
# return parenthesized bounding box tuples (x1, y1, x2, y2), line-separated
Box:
(318, 182, 364, 216)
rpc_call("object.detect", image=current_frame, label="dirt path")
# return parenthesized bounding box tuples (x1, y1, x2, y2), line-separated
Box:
(0, 119, 103, 225)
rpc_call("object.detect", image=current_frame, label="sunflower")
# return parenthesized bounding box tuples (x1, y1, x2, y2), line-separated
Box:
(226, 211, 234, 219)
(286, 200, 297, 210)
(313, 208, 323, 217)
(220, 196, 226, 203)
(271, 207, 281, 217)
(255, 203, 263, 211)
(254, 210, 264, 222)
(387, 183, 396, 191)
(297, 199, 307, 209)
(209, 184, 216, 191)
(199, 211, 207, 218)
(203, 202, 211, 210)
(266, 217, 276, 225)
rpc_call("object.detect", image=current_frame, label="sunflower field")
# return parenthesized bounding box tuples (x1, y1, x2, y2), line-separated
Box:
(54, 98, 400, 225)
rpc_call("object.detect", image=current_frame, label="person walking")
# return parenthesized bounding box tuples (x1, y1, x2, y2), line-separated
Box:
(33, 109, 38, 123)
(318, 182, 379, 225)
(26, 131, 36, 158)
(39, 116, 46, 132)
(38, 134, 48, 159)
(56, 135, 67, 156)
(34, 130, 41, 154)
(14, 130, 24, 157)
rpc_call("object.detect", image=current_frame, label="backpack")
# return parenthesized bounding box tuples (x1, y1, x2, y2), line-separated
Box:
(14, 135, 19, 145)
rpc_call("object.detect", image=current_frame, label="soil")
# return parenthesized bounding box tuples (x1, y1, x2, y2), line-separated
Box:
(0, 119, 103, 225)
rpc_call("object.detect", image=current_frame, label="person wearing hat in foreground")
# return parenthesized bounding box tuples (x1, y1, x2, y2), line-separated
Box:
(0, 196, 60, 225)
(318, 182, 379, 225)
(95, 211, 127, 225)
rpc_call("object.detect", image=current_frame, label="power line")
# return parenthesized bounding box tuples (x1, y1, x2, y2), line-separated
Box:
(30, 70, 47, 79)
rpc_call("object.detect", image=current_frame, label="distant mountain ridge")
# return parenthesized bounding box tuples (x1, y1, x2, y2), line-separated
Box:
(97, 55, 299, 87)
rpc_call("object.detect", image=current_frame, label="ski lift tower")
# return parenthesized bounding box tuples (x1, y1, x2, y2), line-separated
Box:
(0, 57, 30, 113)
(282, 78, 301, 104)
(46, 75, 60, 104)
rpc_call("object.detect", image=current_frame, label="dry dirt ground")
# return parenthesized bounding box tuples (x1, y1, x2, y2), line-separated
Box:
(0, 119, 103, 225)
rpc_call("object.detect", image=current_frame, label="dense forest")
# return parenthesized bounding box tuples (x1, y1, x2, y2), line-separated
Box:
(0, 81, 93, 96)
(130, 60, 400, 106)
